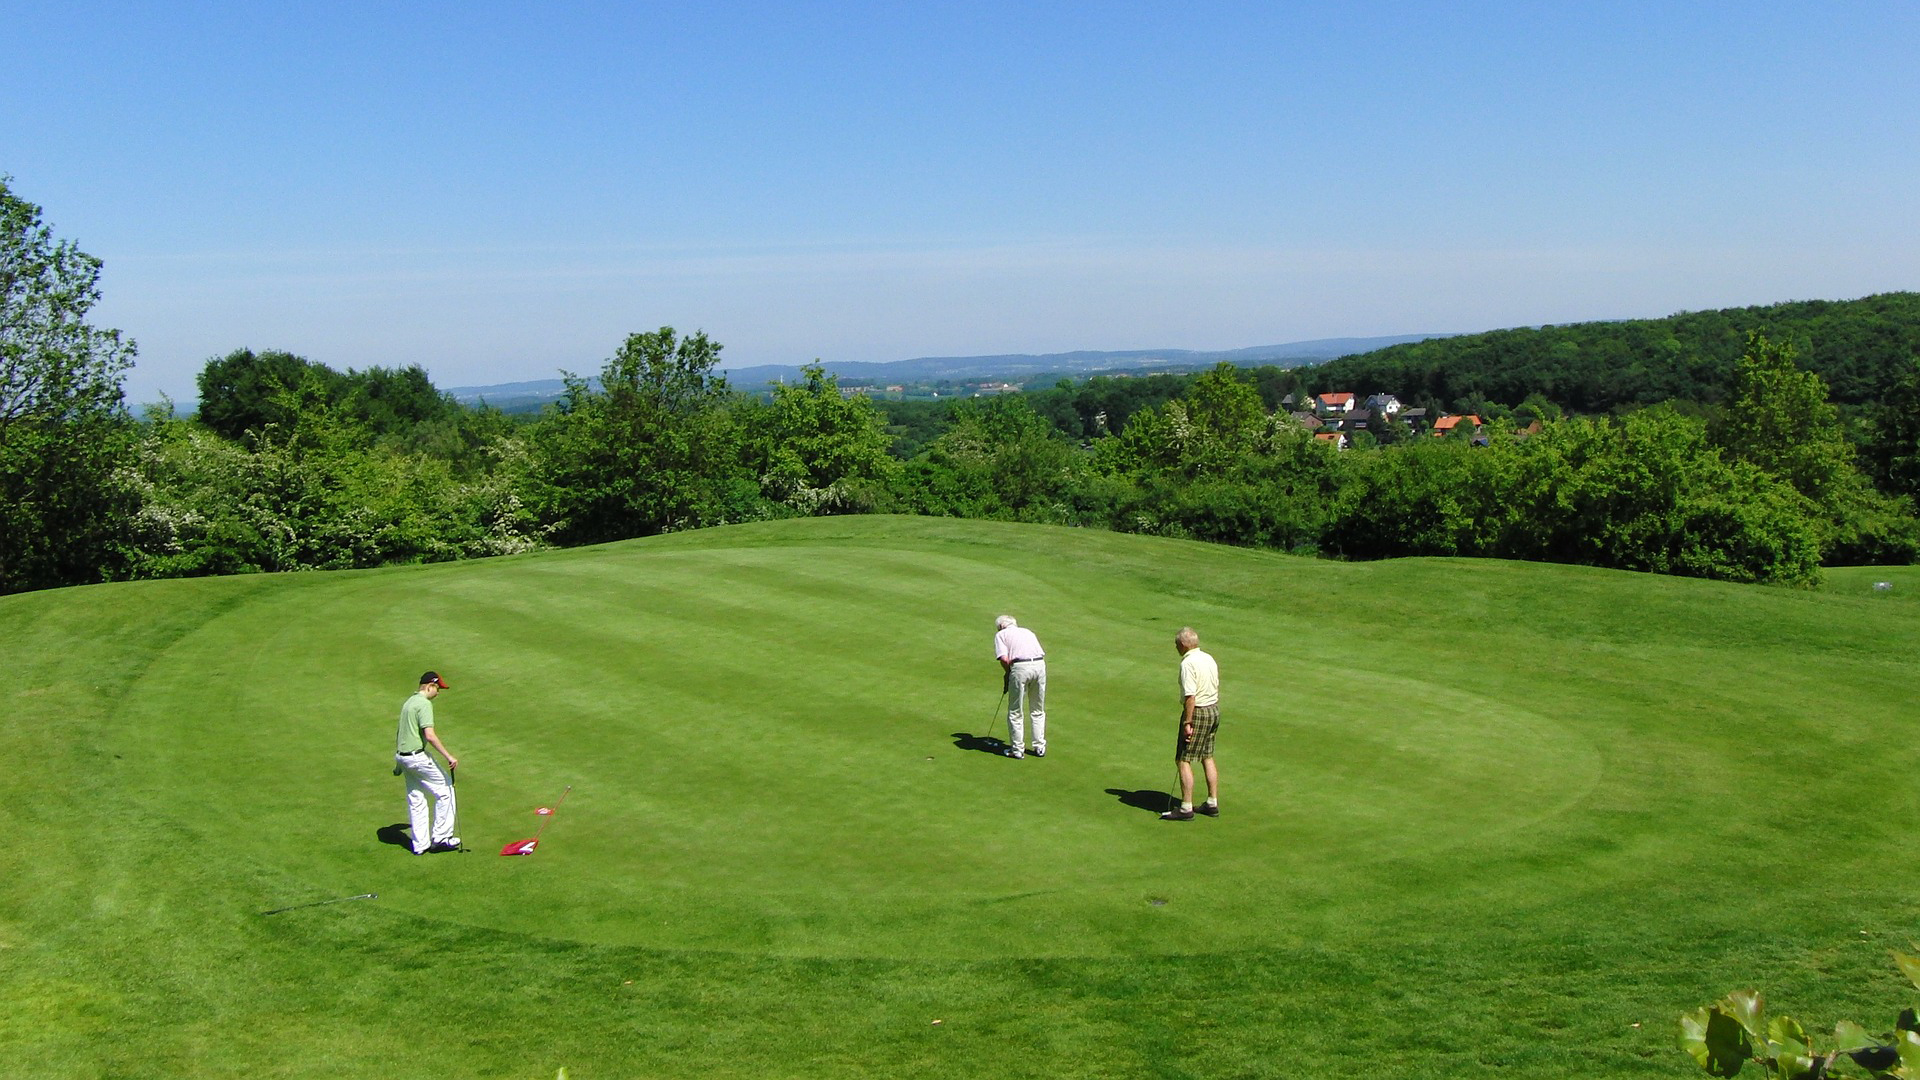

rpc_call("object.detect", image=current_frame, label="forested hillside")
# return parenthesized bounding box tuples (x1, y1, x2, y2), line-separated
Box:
(1301, 292, 1920, 413)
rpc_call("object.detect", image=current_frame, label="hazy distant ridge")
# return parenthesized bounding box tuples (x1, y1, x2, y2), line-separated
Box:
(446, 333, 1448, 405)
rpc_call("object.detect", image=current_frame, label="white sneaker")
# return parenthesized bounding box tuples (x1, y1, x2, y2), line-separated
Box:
(1006, 747, 1024, 758)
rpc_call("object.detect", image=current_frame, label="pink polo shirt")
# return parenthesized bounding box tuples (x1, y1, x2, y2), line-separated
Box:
(994, 626, 1045, 662)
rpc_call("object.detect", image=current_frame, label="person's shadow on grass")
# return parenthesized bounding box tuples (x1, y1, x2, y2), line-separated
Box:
(376, 823, 413, 849)
(1106, 788, 1174, 814)
(951, 731, 1011, 755)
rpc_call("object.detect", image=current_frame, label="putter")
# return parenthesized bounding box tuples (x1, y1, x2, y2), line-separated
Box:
(989, 685, 1008, 749)
(1166, 728, 1185, 815)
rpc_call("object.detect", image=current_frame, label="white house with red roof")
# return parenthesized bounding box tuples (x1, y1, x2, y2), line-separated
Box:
(1314, 392, 1356, 417)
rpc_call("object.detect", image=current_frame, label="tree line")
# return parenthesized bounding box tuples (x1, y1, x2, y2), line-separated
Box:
(1297, 293, 1920, 414)
(5, 176, 1917, 595)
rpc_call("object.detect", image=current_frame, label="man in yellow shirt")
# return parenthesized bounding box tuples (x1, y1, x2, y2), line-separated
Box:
(1162, 627, 1219, 821)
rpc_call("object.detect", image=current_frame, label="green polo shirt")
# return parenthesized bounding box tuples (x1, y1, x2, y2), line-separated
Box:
(397, 691, 434, 755)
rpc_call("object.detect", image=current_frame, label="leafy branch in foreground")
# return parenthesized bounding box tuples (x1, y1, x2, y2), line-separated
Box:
(1680, 953, 1920, 1077)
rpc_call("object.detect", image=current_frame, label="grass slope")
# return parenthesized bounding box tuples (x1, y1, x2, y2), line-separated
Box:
(3, 516, 1918, 1078)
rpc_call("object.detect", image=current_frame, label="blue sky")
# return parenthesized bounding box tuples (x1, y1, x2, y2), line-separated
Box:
(5, 2, 1916, 403)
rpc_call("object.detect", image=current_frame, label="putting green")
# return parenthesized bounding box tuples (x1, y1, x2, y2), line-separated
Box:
(12, 515, 1920, 1077)
(102, 517, 1601, 959)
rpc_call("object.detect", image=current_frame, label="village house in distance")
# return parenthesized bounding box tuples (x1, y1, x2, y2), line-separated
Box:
(834, 369, 1510, 451)
(1282, 390, 1486, 449)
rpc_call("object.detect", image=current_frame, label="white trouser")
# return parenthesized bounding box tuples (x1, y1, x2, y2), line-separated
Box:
(399, 751, 457, 853)
(1007, 660, 1047, 752)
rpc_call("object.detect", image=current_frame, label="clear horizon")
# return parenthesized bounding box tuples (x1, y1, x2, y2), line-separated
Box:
(6, 2, 1915, 404)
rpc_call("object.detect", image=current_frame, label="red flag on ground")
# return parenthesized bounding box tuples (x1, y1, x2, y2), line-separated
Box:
(499, 784, 571, 856)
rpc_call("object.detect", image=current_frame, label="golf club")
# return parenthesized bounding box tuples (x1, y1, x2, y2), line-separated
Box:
(262, 892, 376, 916)
(1167, 727, 1186, 816)
(988, 684, 1008, 749)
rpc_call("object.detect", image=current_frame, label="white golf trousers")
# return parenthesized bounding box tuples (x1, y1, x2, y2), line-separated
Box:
(1007, 660, 1047, 752)
(399, 752, 457, 853)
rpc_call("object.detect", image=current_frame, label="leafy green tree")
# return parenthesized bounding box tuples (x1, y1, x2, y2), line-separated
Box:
(1322, 438, 1491, 559)
(1712, 333, 1853, 501)
(1025, 371, 1193, 441)
(1322, 410, 1823, 584)
(1514, 392, 1562, 428)
(344, 363, 458, 437)
(531, 327, 759, 543)
(1117, 424, 1339, 551)
(896, 395, 1086, 522)
(1185, 363, 1266, 443)
(1370, 410, 1410, 446)
(129, 380, 544, 577)
(0, 177, 140, 593)
(1546, 409, 1821, 583)
(743, 364, 899, 513)
(1096, 364, 1277, 480)
(1860, 358, 1920, 498)
(872, 398, 957, 460)
(1250, 364, 1305, 411)
(388, 400, 528, 478)
(1027, 378, 1087, 438)
(1712, 333, 1919, 564)
(196, 348, 334, 440)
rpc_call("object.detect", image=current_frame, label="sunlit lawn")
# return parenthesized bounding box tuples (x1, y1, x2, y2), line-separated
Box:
(4, 516, 1917, 1078)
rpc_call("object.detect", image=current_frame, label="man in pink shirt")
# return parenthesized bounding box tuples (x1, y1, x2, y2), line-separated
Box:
(993, 615, 1048, 758)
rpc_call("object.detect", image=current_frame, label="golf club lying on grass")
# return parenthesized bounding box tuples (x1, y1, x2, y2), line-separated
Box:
(262, 892, 376, 916)
(502, 784, 572, 856)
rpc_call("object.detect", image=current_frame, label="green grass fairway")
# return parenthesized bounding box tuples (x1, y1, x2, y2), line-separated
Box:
(5, 516, 1919, 1077)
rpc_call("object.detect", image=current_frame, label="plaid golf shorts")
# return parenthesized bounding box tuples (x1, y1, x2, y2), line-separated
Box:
(1178, 704, 1219, 762)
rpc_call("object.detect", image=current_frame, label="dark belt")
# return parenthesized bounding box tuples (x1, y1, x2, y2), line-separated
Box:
(1011, 656, 1045, 663)
(399, 749, 429, 757)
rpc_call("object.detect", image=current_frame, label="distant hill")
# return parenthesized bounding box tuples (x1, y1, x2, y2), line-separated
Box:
(1303, 292, 1920, 412)
(441, 378, 579, 411)
(445, 334, 1450, 407)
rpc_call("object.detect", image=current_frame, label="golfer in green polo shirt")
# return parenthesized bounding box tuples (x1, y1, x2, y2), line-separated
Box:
(395, 671, 461, 854)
